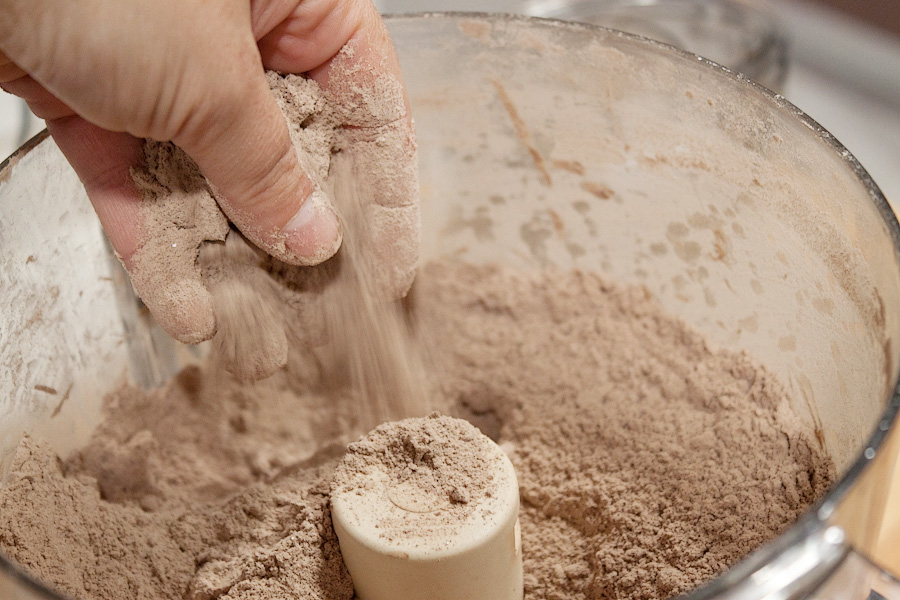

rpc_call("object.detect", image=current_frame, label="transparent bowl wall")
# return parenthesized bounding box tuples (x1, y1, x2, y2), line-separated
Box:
(520, 0, 789, 90)
(2, 14, 899, 600)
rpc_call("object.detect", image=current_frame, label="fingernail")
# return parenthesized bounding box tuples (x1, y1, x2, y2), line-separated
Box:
(283, 188, 342, 265)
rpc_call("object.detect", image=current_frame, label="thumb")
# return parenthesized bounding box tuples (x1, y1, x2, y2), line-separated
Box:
(176, 71, 342, 266)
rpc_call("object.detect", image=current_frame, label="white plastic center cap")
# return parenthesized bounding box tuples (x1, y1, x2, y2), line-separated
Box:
(330, 413, 523, 600)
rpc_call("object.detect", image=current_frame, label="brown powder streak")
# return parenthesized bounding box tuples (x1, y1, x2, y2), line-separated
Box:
(50, 384, 73, 418)
(552, 160, 586, 175)
(492, 80, 552, 187)
(580, 181, 614, 200)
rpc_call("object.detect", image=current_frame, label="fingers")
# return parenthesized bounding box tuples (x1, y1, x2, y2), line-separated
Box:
(47, 115, 218, 344)
(308, 8, 420, 297)
(255, 0, 364, 73)
(0, 73, 73, 120)
(3, 61, 221, 344)
(0, 51, 27, 82)
(45, 117, 145, 264)
(339, 124, 420, 297)
(174, 67, 342, 268)
(255, 0, 419, 295)
(307, 7, 409, 130)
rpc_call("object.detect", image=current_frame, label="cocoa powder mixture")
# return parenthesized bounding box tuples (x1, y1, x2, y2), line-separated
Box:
(0, 261, 833, 600)
(0, 66, 833, 600)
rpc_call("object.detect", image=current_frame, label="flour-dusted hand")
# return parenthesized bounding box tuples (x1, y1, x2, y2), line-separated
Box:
(0, 0, 418, 343)
(300, 21, 420, 300)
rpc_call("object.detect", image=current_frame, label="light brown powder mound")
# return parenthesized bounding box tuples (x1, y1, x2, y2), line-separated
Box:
(332, 414, 497, 520)
(0, 438, 196, 600)
(181, 460, 353, 600)
(0, 262, 834, 600)
(414, 263, 834, 600)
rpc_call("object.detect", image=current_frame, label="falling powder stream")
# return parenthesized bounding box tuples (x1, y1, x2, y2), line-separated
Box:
(316, 153, 432, 430)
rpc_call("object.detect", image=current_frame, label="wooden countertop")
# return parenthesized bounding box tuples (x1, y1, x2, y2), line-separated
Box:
(876, 445, 900, 573)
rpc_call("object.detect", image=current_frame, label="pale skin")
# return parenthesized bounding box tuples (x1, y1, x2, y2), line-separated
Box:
(0, 0, 417, 341)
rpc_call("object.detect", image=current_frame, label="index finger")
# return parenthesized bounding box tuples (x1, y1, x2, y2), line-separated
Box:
(0, 50, 27, 81)
(48, 116, 220, 344)
(311, 11, 420, 296)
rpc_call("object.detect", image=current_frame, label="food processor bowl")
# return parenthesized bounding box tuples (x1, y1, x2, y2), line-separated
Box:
(2, 13, 899, 600)
(520, 0, 789, 91)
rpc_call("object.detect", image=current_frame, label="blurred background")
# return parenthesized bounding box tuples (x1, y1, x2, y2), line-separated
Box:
(1, 0, 898, 570)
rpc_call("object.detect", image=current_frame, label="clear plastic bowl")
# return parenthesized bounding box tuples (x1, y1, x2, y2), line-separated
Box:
(1, 12, 898, 600)
(521, 0, 789, 90)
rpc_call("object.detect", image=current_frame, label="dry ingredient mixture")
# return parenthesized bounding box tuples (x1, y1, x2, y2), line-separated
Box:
(0, 63, 833, 600)
(0, 261, 833, 600)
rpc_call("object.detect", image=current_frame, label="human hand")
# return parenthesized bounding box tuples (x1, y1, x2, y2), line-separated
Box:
(0, 0, 418, 344)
